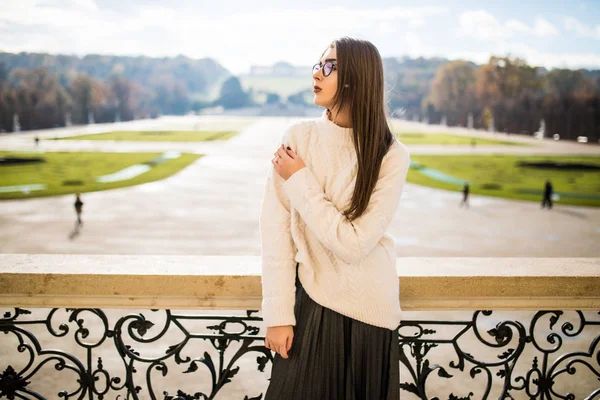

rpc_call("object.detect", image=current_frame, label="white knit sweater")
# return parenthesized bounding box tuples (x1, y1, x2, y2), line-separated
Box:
(259, 110, 411, 331)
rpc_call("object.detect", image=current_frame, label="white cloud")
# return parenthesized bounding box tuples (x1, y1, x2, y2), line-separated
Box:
(451, 42, 600, 70)
(0, 4, 449, 74)
(459, 10, 559, 40)
(454, 11, 600, 69)
(459, 10, 504, 40)
(1, 0, 109, 30)
(532, 17, 560, 37)
(401, 32, 428, 57)
(38, 0, 99, 12)
(377, 21, 398, 35)
(505, 19, 531, 35)
(564, 16, 600, 39)
(1, 3, 598, 73)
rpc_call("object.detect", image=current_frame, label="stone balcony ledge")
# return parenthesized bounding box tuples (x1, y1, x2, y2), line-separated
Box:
(0, 254, 598, 310)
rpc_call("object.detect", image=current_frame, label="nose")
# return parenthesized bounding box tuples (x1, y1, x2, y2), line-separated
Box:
(312, 67, 322, 81)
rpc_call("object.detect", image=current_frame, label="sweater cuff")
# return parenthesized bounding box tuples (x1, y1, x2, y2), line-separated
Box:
(261, 295, 297, 327)
(282, 167, 318, 210)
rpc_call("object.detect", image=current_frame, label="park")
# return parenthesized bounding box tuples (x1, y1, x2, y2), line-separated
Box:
(1, 2, 599, 396)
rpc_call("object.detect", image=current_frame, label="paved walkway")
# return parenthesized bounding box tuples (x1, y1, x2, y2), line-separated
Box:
(0, 116, 598, 256)
(1, 116, 598, 397)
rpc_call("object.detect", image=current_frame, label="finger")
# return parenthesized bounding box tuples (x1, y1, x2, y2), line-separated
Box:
(275, 144, 286, 156)
(280, 144, 294, 159)
(277, 147, 292, 160)
(278, 344, 288, 359)
(285, 146, 296, 159)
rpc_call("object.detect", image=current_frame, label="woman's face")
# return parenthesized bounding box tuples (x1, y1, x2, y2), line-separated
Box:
(312, 46, 337, 109)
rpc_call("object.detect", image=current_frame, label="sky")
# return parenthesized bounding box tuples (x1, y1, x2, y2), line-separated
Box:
(1, 0, 599, 74)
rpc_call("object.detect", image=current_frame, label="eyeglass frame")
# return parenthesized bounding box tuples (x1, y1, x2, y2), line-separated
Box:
(312, 61, 337, 77)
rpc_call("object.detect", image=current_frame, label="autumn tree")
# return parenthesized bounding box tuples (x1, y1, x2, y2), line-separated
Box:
(475, 56, 543, 132)
(10, 68, 72, 130)
(0, 62, 16, 131)
(109, 76, 143, 121)
(426, 61, 477, 126)
(68, 75, 108, 124)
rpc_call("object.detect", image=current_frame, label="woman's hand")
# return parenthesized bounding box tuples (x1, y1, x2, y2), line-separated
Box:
(265, 325, 294, 358)
(272, 144, 306, 180)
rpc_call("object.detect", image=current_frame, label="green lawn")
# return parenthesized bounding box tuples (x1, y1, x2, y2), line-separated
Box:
(0, 151, 202, 200)
(395, 132, 537, 146)
(3, 151, 598, 207)
(52, 130, 239, 142)
(408, 154, 600, 207)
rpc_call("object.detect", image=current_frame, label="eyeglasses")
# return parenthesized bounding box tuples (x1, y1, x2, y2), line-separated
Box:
(312, 61, 336, 77)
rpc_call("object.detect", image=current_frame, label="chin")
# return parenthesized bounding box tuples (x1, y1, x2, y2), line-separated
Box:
(313, 97, 329, 108)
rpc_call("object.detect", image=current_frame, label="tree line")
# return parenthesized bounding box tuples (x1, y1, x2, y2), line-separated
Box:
(0, 52, 233, 131)
(0, 52, 598, 142)
(420, 56, 600, 142)
(0, 65, 151, 131)
(0, 64, 253, 132)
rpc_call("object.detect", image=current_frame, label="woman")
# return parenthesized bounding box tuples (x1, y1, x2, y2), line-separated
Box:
(259, 37, 411, 399)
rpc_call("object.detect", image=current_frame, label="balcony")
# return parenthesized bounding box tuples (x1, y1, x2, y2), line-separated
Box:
(0, 254, 598, 399)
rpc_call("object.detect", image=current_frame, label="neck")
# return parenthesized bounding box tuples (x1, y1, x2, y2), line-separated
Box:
(327, 107, 352, 128)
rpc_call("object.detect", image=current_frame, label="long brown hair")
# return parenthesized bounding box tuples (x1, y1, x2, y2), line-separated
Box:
(324, 37, 395, 222)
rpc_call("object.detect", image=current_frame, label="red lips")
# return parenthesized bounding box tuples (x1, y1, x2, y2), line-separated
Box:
(313, 85, 322, 93)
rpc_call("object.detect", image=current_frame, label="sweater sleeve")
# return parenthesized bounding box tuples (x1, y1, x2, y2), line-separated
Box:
(259, 124, 300, 328)
(282, 142, 410, 265)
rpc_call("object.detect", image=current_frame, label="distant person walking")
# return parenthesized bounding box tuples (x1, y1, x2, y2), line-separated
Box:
(34, 136, 39, 147)
(541, 180, 553, 209)
(460, 182, 470, 208)
(74, 193, 84, 225)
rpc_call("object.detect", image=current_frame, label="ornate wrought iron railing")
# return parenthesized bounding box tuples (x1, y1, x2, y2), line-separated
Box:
(398, 310, 600, 400)
(1, 307, 599, 399)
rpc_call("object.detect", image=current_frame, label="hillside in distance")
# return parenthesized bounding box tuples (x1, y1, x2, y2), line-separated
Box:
(0, 52, 232, 100)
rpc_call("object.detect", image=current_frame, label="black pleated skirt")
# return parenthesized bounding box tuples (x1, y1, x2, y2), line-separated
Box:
(265, 263, 399, 400)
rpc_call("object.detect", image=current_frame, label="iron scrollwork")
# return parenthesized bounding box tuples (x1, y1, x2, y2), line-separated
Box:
(1, 308, 270, 399)
(1, 308, 599, 399)
(398, 310, 600, 399)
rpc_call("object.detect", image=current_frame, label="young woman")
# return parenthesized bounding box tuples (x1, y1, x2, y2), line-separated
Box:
(259, 37, 411, 399)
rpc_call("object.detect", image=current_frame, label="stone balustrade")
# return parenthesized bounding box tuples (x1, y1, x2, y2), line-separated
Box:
(0, 255, 598, 399)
